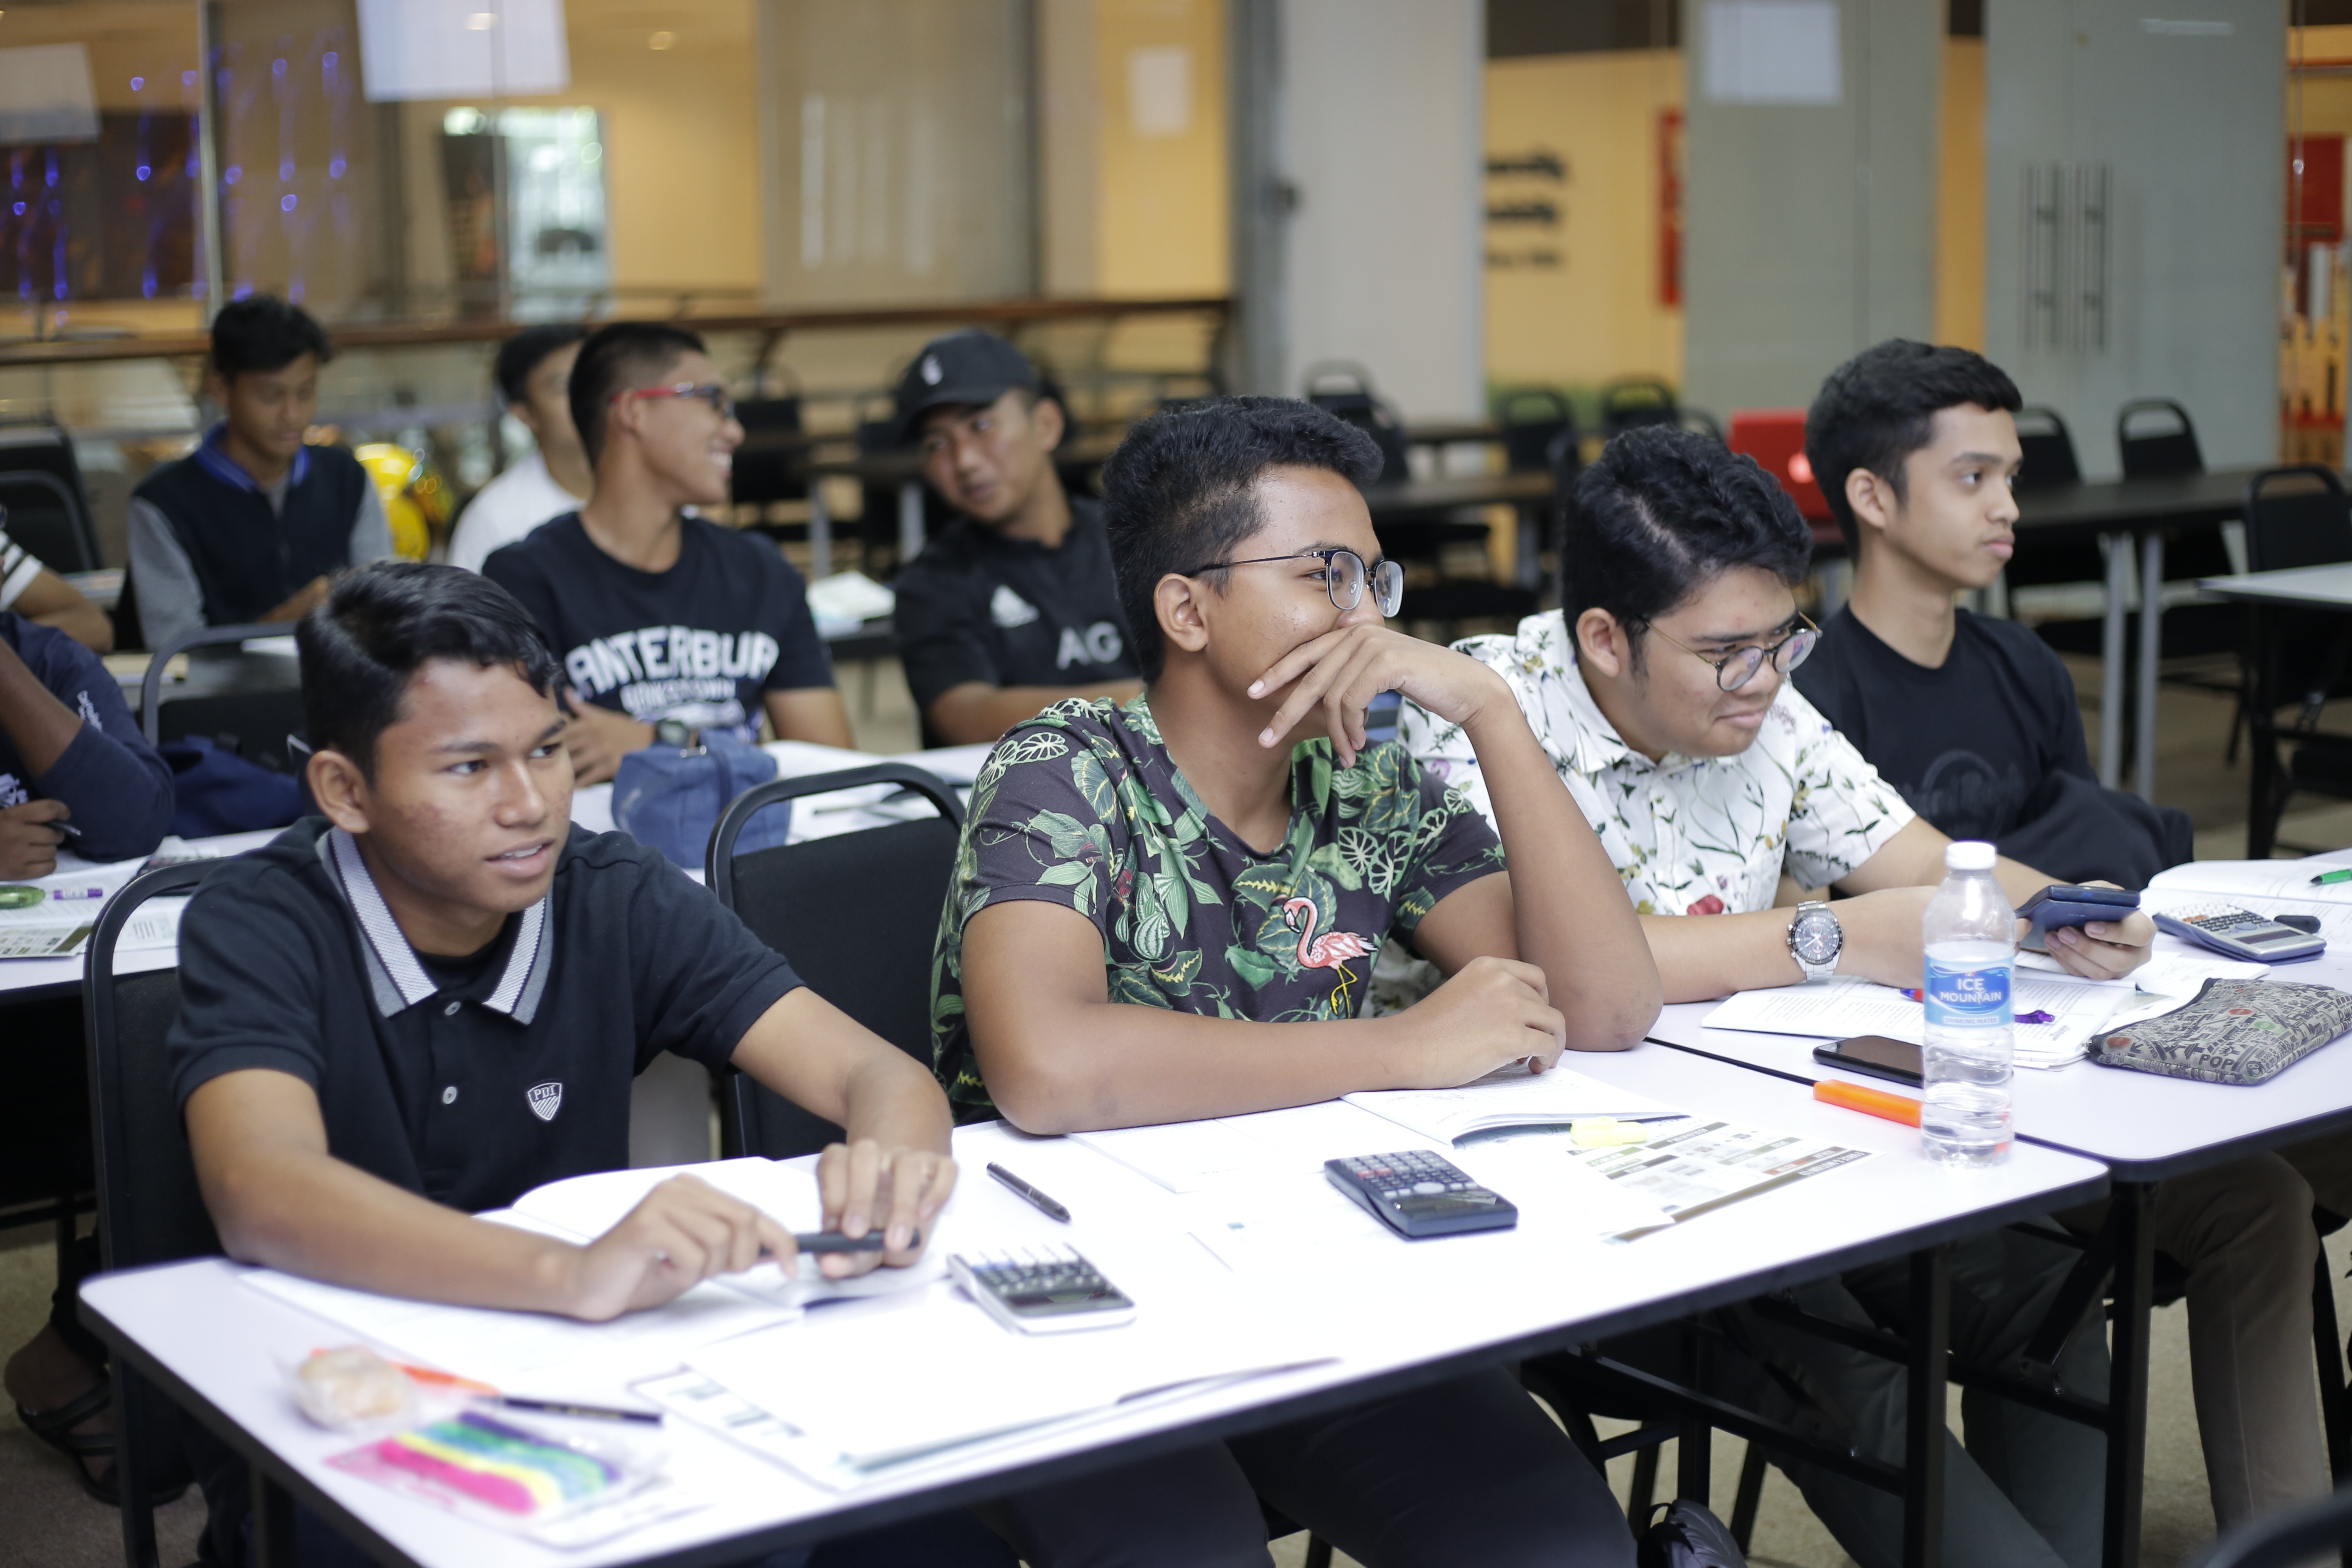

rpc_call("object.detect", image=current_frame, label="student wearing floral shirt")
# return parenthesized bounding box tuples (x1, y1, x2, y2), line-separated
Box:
(1408, 425, 2157, 1568)
(1404, 425, 2155, 1004)
(934, 398, 1657, 1568)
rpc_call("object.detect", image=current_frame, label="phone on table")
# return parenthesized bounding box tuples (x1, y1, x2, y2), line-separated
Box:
(1812, 1034, 1923, 1088)
(2017, 884, 2140, 948)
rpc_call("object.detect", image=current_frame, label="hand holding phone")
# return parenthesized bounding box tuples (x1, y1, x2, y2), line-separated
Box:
(2017, 883, 2140, 949)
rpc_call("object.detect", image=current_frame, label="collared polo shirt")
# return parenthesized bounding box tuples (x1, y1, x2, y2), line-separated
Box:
(168, 818, 802, 1213)
(1400, 610, 1914, 917)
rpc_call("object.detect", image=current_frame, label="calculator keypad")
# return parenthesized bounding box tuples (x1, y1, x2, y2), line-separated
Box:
(1332, 1150, 1486, 1203)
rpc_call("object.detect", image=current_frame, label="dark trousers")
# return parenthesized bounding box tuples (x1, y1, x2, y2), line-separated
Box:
(977, 1367, 1636, 1568)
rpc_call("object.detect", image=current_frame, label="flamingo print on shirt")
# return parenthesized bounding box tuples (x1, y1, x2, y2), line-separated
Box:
(1282, 895, 1375, 1015)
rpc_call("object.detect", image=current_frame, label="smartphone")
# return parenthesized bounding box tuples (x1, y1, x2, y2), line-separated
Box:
(2017, 883, 2140, 946)
(1812, 1034, 1923, 1088)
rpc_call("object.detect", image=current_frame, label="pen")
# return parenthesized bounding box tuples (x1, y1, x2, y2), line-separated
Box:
(46, 887, 105, 902)
(2312, 868, 2352, 886)
(1813, 1079, 1923, 1128)
(987, 1162, 1072, 1222)
(481, 1395, 662, 1426)
(792, 1228, 921, 1253)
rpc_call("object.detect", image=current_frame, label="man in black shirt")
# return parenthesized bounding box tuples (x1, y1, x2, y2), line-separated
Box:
(484, 322, 851, 783)
(169, 563, 963, 1563)
(1796, 338, 2350, 1540)
(1793, 340, 2189, 886)
(890, 331, 1140, 744)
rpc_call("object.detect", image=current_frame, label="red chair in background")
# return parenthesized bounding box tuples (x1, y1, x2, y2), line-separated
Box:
(1728, 409, 1839, 554)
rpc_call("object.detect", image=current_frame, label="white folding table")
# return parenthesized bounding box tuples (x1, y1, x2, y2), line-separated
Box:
(82, 1047, 2107, 1568)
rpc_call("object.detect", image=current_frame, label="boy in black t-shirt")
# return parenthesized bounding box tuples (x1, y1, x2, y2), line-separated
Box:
(1797, 338, 2352, 1538)
(1793, 339, 2188, 885)
(889, 330, 1140, 744)
(483, 322, 850, 783)
(165, 563, 974, 1564)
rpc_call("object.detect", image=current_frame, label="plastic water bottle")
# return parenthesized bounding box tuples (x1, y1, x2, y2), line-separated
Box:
(1920, 840, 2014, 1167)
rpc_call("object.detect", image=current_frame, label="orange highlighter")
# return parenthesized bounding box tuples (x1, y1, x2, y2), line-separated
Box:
(1813, 1078, 1923, 1127)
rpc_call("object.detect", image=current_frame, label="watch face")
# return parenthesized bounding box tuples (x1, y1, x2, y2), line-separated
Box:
(1791, 910, 1841, 966)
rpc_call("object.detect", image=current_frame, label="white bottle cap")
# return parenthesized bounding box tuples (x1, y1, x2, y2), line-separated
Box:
(1944, 840, 1996, 872)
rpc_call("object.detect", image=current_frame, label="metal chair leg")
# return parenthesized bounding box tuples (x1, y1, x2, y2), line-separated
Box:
(1730, 1441, 1770, 1552)
(2313, 1244, 2350, 1485)
(1628, 1442, 1660, 1528)
(1303, 1535, 1333, 1568)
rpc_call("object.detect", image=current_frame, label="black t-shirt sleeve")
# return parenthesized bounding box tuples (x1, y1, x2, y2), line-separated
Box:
(621, 846, 805, 1070)
(167, 868, 332, 1106)
(893, 561, 1001, 714)
(756, 548, 835, 693)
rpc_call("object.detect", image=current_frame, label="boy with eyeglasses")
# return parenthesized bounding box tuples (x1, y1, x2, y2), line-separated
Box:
(933, 397, 1657, 1566)
(482, 322, 851, 784)
(1403, 426, 2155, 1568)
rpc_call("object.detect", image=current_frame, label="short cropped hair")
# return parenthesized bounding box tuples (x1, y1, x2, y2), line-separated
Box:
(1099, 396, 1384, 680)
(210, 295, 333, 381)
(495, 322, 591, 407)
(1805, 339, 2022, 550)
(1567, 426, 1813, 671)
(567, 322, 707, 465)
(298, 562, 560, 779)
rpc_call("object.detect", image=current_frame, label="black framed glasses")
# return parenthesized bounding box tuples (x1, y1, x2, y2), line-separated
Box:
(610, 382, 735, 421)
(1185, 547, 1404, 619)
(1644, 609, 1820, 691)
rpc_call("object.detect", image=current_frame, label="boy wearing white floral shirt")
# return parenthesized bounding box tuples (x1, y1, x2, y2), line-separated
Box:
(1403, 424, 2155, 1002)
(1406, 426, 2159, 1568)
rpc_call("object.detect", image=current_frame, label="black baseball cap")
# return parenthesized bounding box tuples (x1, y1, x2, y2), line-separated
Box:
(893, 329, 1041, 441)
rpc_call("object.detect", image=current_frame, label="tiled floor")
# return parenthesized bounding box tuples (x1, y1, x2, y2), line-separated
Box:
(10, 644, 2352, 1568)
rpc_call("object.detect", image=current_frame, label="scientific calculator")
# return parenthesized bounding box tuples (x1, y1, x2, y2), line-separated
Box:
(1323, 1151, 1519, 1239)
(949, 1246, 1136, 1334)
(2153, 903, 2326, 964)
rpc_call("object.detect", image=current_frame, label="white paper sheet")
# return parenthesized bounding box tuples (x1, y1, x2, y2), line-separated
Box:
(1702, 973, 2131, 1063)
(1343, 1066, 1680, 1145)
(1563, 1117, 1870, 1240)
(1069, 1099, 1409, 1194)
(2150, 860, 2352, 906)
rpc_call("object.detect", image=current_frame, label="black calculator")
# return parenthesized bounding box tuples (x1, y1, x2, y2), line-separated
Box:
(949, 1246, 1136, 1334)
(1324, 1151, 1518, 1239)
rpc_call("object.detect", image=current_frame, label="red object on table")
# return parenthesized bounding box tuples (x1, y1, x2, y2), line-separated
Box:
(1728, 409, 1832, 524)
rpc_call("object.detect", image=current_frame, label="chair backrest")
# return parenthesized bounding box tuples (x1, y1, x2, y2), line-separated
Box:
(2013, 405, 2082, 490)
(1494, 388, 1575, 475)
(86, 862, 225, 1272)
(1303, 363, 1411, 485)
(706, 763, 967, 1159)
(2116, 398, 2204, 480)
(729, 396, 808, 506)
(2244, 466, 2352, 574)
(141, 622, 308, 774)
(0, 469, 102, 574)
(1599, 377, 1678, 438)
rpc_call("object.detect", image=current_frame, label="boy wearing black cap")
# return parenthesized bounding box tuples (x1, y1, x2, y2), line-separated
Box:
(890, 330, 1140, 744)
(127, 295, 395, 649)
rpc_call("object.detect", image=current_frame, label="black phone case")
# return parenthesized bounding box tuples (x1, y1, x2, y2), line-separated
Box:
(1812, 1042, 1923, 1087)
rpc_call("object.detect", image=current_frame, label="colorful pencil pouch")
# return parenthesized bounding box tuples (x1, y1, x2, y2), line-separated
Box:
(330, 1409, 666, 1534)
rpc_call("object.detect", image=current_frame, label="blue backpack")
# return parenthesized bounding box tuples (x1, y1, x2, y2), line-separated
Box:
(611, 735, 792, 871)
(160, 735, 304, 838)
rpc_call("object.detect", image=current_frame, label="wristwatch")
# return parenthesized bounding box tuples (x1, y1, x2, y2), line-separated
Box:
(1786, 900, 1843, 982)
(652, 718, 698, 750)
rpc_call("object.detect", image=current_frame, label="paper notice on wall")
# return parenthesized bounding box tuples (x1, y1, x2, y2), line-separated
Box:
(1701, 0, 1842, 106)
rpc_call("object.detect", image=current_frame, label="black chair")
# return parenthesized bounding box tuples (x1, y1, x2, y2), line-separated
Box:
(1494, 388, 1576, 475)
(83, 861, 226, 1568)
(141, 622, 308, 775)
(1304, 363, 1411, 485)
(0, 469, 103, 575)
(729, 395, 810, 510)
(1599, 378, 1678, 439)
(706, 763, 965, 1160)
(2240, 467, 2352, 853)
(2117, 398, 2205, 480)
(0, 420, 101, 572)
(2013, 405, 2082, 490)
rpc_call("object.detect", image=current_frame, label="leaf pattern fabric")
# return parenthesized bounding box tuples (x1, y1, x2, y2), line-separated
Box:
(1398, 612, 1913, 918)
(930, 693, 1506, 1119)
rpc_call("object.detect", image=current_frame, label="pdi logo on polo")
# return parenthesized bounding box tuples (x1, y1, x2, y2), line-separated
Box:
(527, 1081, 564, 1123)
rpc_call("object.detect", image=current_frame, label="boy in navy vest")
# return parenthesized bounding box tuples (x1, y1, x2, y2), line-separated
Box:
(127, 297, 395, 650)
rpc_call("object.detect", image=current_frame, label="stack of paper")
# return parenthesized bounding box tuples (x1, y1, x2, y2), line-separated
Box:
(1070, 1099, 1402, 1193)
(2147, 860, 2352, 949)
(1703, 972, 2135, 1068)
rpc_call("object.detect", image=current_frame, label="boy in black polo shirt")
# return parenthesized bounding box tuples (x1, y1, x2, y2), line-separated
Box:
(890, 330, 1140, 745)
(171, 563, 960, 1563)
(484, 322, 851, 783)
(127, 296, 394, 649)
(934, 399, 1658, 1567)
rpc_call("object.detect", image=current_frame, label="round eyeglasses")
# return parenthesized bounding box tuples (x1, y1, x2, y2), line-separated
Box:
(1185, 547, 1405, 619)
(609, 382, 735, 421)
(1643, 610, 1820, 691)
